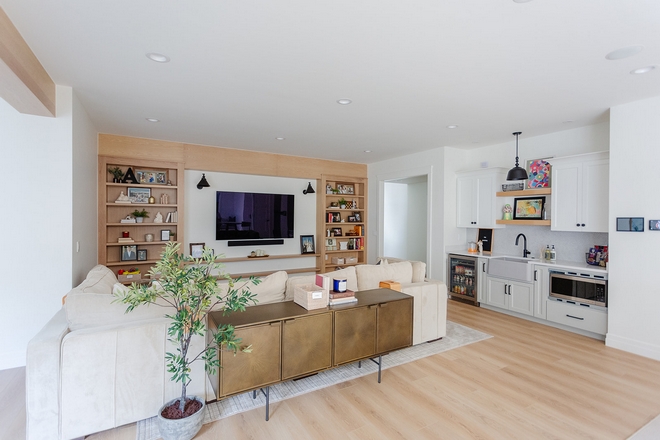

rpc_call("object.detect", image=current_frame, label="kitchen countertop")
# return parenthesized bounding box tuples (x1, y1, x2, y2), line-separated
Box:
(447, 250, 607, 274)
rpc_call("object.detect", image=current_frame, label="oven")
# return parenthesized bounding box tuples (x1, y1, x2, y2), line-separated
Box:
(549, 270, 607, 308)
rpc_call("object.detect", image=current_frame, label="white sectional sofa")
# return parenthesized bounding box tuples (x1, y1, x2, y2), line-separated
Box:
(26, 260, 447, 440)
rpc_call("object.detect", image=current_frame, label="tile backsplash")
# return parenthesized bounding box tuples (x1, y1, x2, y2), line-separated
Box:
(471, 226, 608, 262)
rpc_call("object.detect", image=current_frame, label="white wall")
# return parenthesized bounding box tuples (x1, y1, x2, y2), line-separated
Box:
(0, 86, 75, 369)
(184, 170, 317, 274)
(72, 91, 98, 285)
(407, 180, 428, 262)
(607, 96, 660, 360)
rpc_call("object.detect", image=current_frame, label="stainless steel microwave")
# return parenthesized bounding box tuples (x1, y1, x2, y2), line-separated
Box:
(549, 270, 607, 308)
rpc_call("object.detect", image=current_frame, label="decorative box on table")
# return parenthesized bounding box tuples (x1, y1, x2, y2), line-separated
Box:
(294, 284, 329, 310)
(379, 280, 401, 292)
(118, 273, 141, 282)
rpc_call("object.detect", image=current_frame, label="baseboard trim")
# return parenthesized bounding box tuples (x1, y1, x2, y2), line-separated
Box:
(605, 333, 660, 361)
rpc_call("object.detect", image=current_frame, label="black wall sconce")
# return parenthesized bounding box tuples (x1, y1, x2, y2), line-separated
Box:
(197, 174, 210, 189)
(302, 182, 315, 195)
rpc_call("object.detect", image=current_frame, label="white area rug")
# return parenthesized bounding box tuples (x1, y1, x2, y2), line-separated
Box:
(136, 321, 491, 440)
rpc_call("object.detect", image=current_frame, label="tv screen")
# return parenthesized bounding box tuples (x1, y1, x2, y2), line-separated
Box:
(216, 191, 295, 240)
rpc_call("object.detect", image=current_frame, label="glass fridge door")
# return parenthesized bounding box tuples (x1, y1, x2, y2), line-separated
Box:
(449, 256, 477, 299)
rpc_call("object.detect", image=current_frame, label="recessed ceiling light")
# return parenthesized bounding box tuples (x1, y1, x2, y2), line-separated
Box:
(605, 46, 643, 60)
(364, 150, 372, 153)
(276, 137, 285, 141)
(337, 99, 352, 105)
(447, 125, 458, 129)
(146, 53, 170, 63)
(146, 118, 159, 122)
(631, 65, 656, 74)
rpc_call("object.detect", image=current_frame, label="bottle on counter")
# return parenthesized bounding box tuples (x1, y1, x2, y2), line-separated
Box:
(550, 245, 557, 262)
(544, 245, 551, 261)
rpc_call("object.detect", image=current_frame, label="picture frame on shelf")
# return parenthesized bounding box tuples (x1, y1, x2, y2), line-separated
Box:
(331, 227, 343, 237)
(300, 235, 315, 254)
(325, 238, 337, 251)
(513, 196, 546, 220)
(525, 158, 552, 189)
(328, 212, 341, 223)
(160, 230, 171, 241)
(336, 184, 354, 194)
(353, 212, 361, 222)
(136, 169, 167, 185)
(121, 245, 137, 261)
(127, 187, 151, 204)
(190, 242, 205, 258)
(347, 215, 357, 222)
(137, 249, 147, 261)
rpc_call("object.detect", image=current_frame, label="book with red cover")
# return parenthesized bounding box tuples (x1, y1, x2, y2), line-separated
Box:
(329, 289, 355, 299)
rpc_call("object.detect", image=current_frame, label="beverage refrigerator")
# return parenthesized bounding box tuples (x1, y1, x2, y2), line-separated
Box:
(447, 254, 479, 306)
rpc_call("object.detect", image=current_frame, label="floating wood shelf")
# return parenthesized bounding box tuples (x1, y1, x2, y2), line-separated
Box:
(496, 219, 551, 226)
(496, 188, 552, 197)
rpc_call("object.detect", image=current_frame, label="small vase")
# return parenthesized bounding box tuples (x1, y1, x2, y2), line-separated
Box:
(136, 217, 144, 223)
(113, 177, 120, 183)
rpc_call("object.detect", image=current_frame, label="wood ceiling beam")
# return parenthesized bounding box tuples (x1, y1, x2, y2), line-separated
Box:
(0, 7, 56, 117)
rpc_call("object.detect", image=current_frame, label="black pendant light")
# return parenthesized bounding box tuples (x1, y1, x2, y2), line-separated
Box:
(196, 173, 210, 189)
(506, 132, 529, 181)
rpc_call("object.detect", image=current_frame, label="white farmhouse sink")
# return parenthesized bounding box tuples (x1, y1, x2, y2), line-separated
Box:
(488, 256, 535, 282)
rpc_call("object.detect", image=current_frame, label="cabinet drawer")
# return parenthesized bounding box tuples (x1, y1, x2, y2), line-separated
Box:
(546, 300, 607, 335)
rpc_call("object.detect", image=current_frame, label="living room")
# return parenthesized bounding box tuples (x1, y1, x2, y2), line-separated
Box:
(2, 1, 660, 439)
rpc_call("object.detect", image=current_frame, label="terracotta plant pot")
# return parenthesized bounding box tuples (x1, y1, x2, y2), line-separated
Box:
(157, 396, 205, 440)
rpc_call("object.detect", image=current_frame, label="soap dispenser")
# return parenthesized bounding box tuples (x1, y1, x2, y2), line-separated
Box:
(550, 245, 557, 262)
(544, 245, 551, 261)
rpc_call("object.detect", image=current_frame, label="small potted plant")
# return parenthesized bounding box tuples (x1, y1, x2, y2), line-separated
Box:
(338, 198, 347, 209)
(131, 209, 149, 223)
(114, 242, 259, 440)
(108, 166, 125, 183)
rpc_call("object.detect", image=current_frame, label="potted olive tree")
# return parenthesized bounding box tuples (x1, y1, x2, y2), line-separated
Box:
(114, 242, 259, 440)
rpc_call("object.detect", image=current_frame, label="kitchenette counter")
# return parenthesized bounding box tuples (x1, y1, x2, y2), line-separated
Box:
(448, 250, 607, 274)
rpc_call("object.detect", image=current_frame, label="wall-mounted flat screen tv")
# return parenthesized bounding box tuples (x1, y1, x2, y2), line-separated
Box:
(216, 191, 295, 240)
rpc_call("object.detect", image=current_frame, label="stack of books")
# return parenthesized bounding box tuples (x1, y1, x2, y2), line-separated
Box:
(328, 289, 357, 306)
(117, 237, 134, 243)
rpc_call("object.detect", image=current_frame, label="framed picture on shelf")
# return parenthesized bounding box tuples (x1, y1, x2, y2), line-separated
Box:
(525, 158, 552, 189)
(347, 215, 357, 222)
(328, 212, 341, 223)
(136, 169, 167, 185)
(127, 187, 151, 204)
(137, 249, 147, 261)
(190, 243, 205, 258)
(353, 212, 361, 222)
(513, 197, 546, 220)
(300, 235, 315, 254)
(331, 227, 343, 237)
(121, 245, 137, 261)
(160, 230, 170, 241)
(325, 238, 337, 251)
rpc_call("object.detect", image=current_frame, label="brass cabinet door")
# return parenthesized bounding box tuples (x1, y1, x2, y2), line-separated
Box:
(334, 306, 376, 365)
(220, 322, 281, 397)
(377, 298, 413, 354)
(281, 313, 333, 380)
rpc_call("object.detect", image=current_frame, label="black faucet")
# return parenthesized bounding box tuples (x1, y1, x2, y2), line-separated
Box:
(515, 233, 531, 258)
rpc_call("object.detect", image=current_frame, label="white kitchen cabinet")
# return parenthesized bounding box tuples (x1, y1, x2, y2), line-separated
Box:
(532, 265, 549, 319)
(486, 276, 534, 316)
(456, 168, 507, 228)
(551, 151, 609, 232)
(546, 300, 607, 335)
(477, 257, 489, 304)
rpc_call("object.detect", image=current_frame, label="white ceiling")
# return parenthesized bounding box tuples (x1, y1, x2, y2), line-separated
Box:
(2, 0, 659, 164)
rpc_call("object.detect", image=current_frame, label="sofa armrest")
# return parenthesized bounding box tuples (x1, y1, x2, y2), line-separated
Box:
(399, 280, 448, 344)
(26, 308, 69, 440)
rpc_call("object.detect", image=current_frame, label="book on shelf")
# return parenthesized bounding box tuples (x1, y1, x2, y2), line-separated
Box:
(329, 296, 358, 305)
(117, 237, 135, 243)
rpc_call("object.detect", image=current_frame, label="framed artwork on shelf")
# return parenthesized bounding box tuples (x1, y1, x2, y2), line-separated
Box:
(137, 249, 147, 261)
(337, 184, 354, 194)
(331, 227, 343, 237)
(513, 197, 546, 220)
(525, 158, 552, 188)
(160, 230, 170, 241)
(300, 235, 315, 254)
(353, 212, 361, 222)
(325, 238, 337, 251)
(121, 245, 137, 261)
(127, 187, 151, 204)
(347, 215, 357, 222)
(190, 243, 205, 258)
(328, 212, 341, 223)
(136, 169, 167, 185)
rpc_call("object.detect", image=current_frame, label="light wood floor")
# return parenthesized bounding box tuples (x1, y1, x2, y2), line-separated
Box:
(5, 301, 660, 440)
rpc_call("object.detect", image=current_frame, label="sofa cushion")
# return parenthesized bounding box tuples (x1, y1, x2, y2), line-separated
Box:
(411, 261, 427, 282)
(78, 265, 118, 294)
(216, 271, 288, 308)
(323, 266, 358, 292)
(355, 261, 413, 291)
